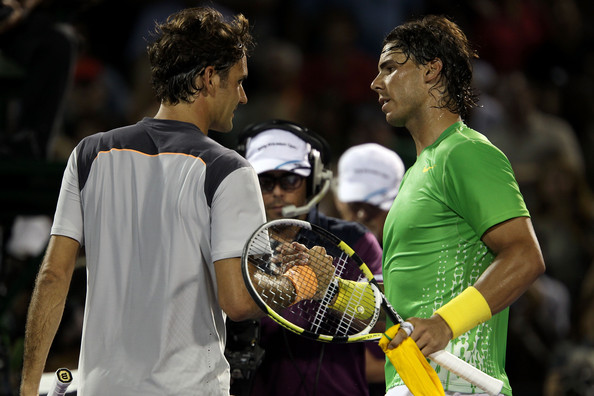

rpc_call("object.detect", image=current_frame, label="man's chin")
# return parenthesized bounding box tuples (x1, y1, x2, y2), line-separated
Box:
(386, 114, 405, 128)
(266, 208, 284, 221)
(210, 121, 233, 134)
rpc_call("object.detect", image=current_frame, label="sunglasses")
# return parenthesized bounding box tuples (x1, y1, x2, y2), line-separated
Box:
(258, 173, 304, 193)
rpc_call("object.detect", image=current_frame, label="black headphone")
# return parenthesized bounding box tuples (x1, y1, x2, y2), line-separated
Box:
(237, 119, 332, 197)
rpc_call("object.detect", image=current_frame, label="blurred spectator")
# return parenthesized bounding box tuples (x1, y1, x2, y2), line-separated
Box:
(506, 152, 594, 394)
(334, 143, 405, 244)
(524, 0, 594, 187)
(298, 7, 378, 153)
(5, 215, 51, 260)
(531, 155, 594, 309)
(543, 343, 594, 396)
(292, 0, 425, 55)
(541, 252, 594, 395)
(0, 0, 78, 159)
(231, 38, 305, 140)
(524, 0, 583, 117)
(51, 54, 130, 161)
(574, 52, 594, 188)
(577, 262, 594, 345)
(483, 71, 585, 210)
(472, 0, 548, 73)
(506, 274, 572, 395)
(467, 59, 504, 133)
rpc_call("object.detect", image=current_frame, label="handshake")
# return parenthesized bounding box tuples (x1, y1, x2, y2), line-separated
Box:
(279, 242, 377, 320)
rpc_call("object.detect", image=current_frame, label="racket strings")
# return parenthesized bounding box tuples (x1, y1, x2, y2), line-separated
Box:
(246, 224, 379, 338)
(309, 252, 349, 335)
(323, 253, 358, 337)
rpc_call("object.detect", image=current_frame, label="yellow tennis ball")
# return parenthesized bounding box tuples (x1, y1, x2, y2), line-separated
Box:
(328, 279, 376, 320)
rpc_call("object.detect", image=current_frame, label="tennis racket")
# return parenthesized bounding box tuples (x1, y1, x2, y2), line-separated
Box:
(241, 219, 504, 395)
(47, 368, 73, 396)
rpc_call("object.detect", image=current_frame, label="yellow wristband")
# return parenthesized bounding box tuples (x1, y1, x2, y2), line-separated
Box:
(328, 279, 376, 320)
(434, 286, 492, 339)
(283, 266, 318, 304)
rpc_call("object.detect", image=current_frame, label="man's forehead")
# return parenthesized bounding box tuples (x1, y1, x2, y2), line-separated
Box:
(236, 56, 248, 73)
(381, 42, 404, 55)
(379, 46, 406, 63)
(221, 56, 246, 81)
(382, 41, 398, 52)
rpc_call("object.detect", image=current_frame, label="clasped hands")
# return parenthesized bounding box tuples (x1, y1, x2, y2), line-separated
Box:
(275, 242, 334, 302)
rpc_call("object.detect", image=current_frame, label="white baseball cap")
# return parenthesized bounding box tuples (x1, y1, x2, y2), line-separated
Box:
(337, 143, 405, 211)
(245, 129, 312, 176)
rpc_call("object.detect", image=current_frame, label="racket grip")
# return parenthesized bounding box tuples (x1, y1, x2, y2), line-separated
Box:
(47, 368, 73, 396)
(429, 350, 503, 396)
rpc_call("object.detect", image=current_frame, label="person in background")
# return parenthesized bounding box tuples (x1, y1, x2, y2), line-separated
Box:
(334, 143, 405, 244)
(0, 0, 77, 159)
(371, 15, 545, 395)
(234, 119, 383, 396)
(20, 7, 267, 395)
(332, 142, 405, 395)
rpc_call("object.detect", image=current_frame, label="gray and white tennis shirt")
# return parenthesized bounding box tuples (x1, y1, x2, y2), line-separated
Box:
(51, 118, 266, 395)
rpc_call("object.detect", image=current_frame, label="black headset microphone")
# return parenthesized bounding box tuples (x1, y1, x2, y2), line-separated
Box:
(281, 151, 333, 217)
(238, 120, 333, 218)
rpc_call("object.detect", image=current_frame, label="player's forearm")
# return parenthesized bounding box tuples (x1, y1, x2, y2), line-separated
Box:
(434, 245, 544, 340)
(21, 264, 73, 395)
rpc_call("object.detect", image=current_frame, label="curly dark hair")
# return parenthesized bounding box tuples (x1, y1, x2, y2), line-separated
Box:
(383, 15, 478, 119)
(147, 7, 254, 104)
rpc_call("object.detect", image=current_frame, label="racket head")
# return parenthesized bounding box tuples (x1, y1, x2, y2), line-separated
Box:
(241, 218, 383, 343)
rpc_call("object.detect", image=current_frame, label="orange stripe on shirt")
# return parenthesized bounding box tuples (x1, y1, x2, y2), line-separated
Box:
(95, 148, 206, 165)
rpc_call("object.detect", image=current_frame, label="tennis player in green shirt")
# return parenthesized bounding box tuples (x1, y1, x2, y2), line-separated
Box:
(370, 15, 545, 396)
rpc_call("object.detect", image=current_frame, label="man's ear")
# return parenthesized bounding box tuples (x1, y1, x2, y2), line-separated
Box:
(424, 58, 443, 83)
(201, 66, 218, 96)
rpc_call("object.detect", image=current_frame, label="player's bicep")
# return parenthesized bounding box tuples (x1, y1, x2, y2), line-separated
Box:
(481, 216, 535, 253)
(38, 235, 80, 284)
(210, 167, 266, 262)
(476, 217, 545, 313)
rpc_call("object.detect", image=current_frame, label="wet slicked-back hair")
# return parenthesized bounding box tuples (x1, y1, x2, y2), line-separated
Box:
(147, 7, 254, 104)
(383, 15, 478, 119)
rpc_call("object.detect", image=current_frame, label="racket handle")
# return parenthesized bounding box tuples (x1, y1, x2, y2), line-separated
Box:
(47, 368, 73, 396)
(429, 350, 503, 396)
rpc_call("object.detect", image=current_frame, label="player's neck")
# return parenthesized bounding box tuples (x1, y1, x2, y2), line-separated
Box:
(408, 111, 461, 155)
(154, 103, 209, 135)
